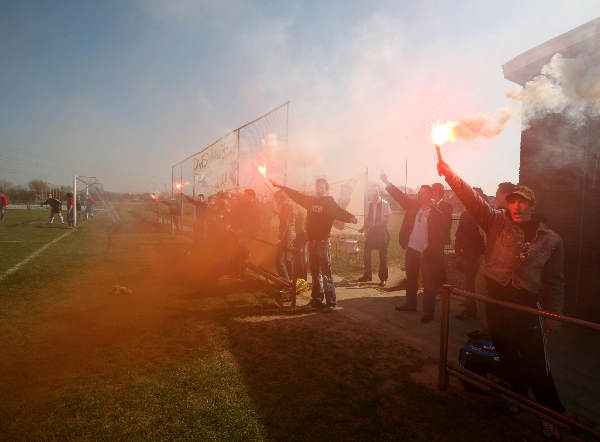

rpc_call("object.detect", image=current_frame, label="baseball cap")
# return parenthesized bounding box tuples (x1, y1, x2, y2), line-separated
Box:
(506, 185, 536, 204)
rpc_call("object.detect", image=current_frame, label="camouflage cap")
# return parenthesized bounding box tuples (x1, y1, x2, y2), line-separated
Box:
(506, 185, 536, 204)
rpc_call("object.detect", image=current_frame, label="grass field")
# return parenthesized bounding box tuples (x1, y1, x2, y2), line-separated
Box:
(0, 209, 76, 274)
(0, 208, 527, 440)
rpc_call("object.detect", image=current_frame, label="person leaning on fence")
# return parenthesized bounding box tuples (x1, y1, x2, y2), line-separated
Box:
(274, 189, 296, 281)
(42, 193, 64, 224)
(269, 177, 358, 312)
(437, 157, 566, 438)
(357, 185, 391, 287)
(381, 173, 446, 323)
(0, 190, 7, 222)
(454, 187, 487, 320)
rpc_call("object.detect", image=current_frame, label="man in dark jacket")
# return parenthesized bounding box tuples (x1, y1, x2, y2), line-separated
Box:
(454, 187, 487, 320)
(437, 157, 565, 436)
(270, 177, 358, 311)
(381, 172, 446, 323)
(358, 185, 391, 286)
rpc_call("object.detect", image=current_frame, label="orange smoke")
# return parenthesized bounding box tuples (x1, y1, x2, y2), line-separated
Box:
(431, 109, 513, 147)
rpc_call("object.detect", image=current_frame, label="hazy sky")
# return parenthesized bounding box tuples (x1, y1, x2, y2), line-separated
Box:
(2, 1, 599, 193)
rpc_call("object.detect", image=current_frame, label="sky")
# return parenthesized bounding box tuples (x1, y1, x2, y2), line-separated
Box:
(1, 0, 599, 194)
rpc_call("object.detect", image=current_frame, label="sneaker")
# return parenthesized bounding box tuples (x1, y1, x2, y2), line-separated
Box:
(357, 275, 372, 282)
(541, 420, 561, 440)
(379, 280, 387, 287)
(395, 304, 417, 312)
(420, 314, 434, 323)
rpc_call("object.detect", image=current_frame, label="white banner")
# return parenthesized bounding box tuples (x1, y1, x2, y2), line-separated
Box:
(193, 132, 238, 196)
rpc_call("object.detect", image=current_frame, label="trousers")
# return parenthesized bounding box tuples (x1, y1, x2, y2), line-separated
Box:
(485, 278, 564, 413)
(308, 239, 336, 306)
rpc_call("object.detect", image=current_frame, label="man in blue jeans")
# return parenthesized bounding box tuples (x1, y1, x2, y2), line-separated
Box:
(270, 177, 358, 311)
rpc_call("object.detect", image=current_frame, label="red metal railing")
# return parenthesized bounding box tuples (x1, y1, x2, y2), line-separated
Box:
(438, 285, 600, 439)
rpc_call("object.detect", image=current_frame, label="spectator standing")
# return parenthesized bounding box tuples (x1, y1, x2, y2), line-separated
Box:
(438, 158, 565, 439)
(294, 205, 308, 280)
(274, 190, 296, 281)
(270, 177, 358, 312)
(381, 173, 446, 323)
(184, 193, 207, 245)
(358, 185, 391, 287)
(454, 187, 487, 320)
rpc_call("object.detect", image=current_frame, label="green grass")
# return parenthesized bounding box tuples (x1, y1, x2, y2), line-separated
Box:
(0, 208, 76, 273)
(0, 209, 527, 440)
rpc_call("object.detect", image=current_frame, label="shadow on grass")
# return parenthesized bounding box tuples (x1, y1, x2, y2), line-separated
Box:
(222, 308, 531, 441)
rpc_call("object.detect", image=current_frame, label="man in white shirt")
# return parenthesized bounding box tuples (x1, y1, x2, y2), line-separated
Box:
(358, 186, 391, 286)
(382, 173, 446, 323)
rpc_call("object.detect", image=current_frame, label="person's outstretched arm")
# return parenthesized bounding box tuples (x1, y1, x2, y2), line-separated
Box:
(269, 178, 312, 209)
(380, 172, 412, 210)
(437, 159, 498, 232)
(331, 203, 358, 224)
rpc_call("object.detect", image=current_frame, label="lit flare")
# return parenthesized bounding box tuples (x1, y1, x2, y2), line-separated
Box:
(431, 121, 458, 147)
(258, 165, 268, 178)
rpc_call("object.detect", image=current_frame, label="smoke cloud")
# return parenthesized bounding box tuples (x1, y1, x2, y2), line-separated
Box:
(508, 53, 600, 128)
(452, 107, 515, 141)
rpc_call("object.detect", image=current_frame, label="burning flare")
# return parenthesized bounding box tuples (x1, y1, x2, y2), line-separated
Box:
(150, 193, 158, 200)
(174, 183, 183, 192)
(257, 165, 269, 179)
(431, 121, 458, 146)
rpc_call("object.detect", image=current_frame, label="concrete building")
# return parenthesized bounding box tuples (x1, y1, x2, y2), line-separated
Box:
(503, 18, 600, 320)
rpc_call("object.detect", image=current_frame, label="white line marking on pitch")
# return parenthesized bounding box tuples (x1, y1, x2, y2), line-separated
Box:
(0, 230, 73, 281)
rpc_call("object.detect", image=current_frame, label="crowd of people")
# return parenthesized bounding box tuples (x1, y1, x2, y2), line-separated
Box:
(171, 152, 567, 438)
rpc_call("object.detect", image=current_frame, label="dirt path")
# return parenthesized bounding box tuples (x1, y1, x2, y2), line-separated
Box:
(330, 268, 600, 434)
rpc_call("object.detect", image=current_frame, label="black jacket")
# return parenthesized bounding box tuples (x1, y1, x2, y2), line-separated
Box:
(385, 184, 446, 254)
(455, 210, 485, 258)
(281, 187, 354, 241)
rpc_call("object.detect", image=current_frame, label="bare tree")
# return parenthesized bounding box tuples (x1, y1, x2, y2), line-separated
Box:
(28, 179, 48, 200)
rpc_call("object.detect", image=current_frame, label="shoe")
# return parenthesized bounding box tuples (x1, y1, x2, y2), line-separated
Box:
(379, 280, 387, 287)
(420, 314, 434, 323)
(357, 275, 372, 282)
(395, 304, 417, 312)
(541, 420, 561, 440)
(322, 305, 336, 313)
(455, 311, 476, 321)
